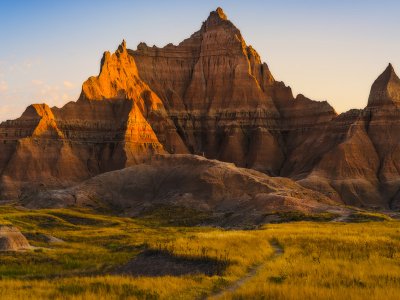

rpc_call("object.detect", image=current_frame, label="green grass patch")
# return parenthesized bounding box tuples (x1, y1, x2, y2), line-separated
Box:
(264, 211, 339, 223)
(347, 212, 392, 222)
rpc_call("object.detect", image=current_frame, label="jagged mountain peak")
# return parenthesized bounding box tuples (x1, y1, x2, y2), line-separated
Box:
(368, 63, 400, 107)
(215, 7, 228, 20)
(3, 6, 399, 211)
(377, 63, 399, 83)
(203, 7, 234, 29)
(118, 39, 127, 53)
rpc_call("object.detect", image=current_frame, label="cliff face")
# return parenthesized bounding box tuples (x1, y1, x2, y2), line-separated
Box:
(128, 8, 400, 209)
(293, 65, 400, 208)
(1, 8, 400, 210)
(130, 8, 336, 175)
(0, 42, 170, 197)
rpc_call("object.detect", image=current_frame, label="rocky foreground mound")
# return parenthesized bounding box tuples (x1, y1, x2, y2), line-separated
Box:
(22, 155, 347, 225)
(0, 226, 31, 251)
(1, 8, 400, 210)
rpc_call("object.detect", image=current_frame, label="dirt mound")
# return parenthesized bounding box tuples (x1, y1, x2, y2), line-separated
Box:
(0, 226, 31, 251)
(23, 155, 349, 226)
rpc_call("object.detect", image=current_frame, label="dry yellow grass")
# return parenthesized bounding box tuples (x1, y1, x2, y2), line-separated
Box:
(0, 206, 399, 299)
(219, 222, 400, 300)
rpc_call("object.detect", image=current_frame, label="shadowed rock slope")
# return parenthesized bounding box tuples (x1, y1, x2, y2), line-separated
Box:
(22, 155, 347, 226)
(130, 8, 336, 176)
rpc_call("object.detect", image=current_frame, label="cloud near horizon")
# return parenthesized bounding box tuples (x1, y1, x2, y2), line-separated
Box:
(63, 81, 75, 89)
(0, 81, 8, 93)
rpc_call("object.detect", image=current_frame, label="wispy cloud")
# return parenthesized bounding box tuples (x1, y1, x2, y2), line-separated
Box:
(0, 104, 25, 122)
(31, 81, 78, 107)
(0, 80, 8, 92)
(8, 58, 42, 74)
(63, 80, 75, 89)
(31, 79, 44, 86)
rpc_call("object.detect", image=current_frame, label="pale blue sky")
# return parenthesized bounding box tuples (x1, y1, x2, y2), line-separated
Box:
(0, 0, 399, 120)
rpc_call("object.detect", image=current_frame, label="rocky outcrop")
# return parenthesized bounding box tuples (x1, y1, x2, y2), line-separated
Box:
(2, 8, 400, 210)
(367, 63, 400, 107)
(289, 65, 400, 208)
(131, 8, 284, 174)
(0, 42, 173, 197)
(128, 8, 400, 209)
(22, 155, 347, 226)
(0, 226, 31, 251)
(365, 67, 400, 209)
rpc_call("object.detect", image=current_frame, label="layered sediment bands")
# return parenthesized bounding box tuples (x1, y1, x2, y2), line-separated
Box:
(277, 94, 338, 177)
(0, 43, 172, 197)
(130, 8, 290, 173)
(0, 104, 89, 197)
(3, 7, 400, 210)
(79, 40, 187, 154)
(293, 65, 400, 208)
(300, 116, 382, 206)
(363, 65, 400, 207)
(366, 106, 400, 208)
(129, 9, 400, 208)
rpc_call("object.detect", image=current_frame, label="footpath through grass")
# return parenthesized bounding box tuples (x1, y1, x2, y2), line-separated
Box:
(0, 205, 399, 299)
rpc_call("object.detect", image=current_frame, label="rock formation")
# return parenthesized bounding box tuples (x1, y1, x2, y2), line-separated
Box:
(131, 8, 286, 174)
(291, 64, 400, 209)
(22, 155, 347, 226)
(0, 226, 31, 251)
(0, 41, 178, 197)
(1, 8, 400, 210)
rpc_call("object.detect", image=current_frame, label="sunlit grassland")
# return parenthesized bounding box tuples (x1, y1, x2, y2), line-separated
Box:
(0, 205, 399, 299)
(220, 222, 400, 300)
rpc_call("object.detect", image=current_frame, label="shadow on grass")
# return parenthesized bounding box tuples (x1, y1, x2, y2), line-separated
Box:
(114, 249, 228, 277)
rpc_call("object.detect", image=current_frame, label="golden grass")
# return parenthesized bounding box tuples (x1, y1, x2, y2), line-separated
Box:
(219, 222, 400, 300)
(0, 206, 399, 299)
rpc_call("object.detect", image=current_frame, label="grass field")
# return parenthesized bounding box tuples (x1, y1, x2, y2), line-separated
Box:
(0, 205, 399, 299)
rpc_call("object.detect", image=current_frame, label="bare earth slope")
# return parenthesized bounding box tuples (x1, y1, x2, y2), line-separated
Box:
(22, 155, 346, 226)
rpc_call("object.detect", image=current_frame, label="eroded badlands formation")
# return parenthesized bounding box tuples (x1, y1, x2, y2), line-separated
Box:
(22, 155, 345, 226)
(1, 8, 400, 210)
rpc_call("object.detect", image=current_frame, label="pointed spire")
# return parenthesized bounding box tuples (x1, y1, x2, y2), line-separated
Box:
(368, 63, 400, 107)
(385, 63, 397, 78)
(204, 7, 230, 28)
(118, 39, 127, 53)
(215, 7, 227, 20)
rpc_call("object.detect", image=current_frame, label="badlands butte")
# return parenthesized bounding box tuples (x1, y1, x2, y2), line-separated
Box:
(1, 8, 400, 220)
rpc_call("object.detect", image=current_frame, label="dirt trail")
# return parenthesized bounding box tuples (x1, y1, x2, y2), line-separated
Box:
(331, 210, 354, 222)
(207, 240, 283, 299)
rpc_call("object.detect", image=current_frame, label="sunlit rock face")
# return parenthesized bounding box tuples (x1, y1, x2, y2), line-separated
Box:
(2, 8, 400, 210)
(0, 42, 169, 198)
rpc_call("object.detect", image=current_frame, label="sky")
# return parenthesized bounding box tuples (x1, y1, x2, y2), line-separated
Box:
(0, 0, 399, 121)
